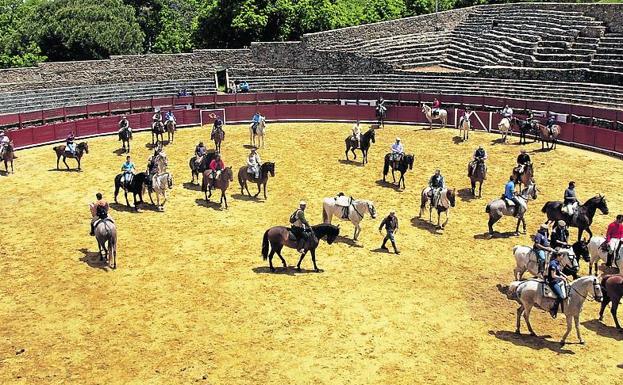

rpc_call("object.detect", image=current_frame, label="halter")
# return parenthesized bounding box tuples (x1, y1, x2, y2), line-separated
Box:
(351, 201, 366, 219)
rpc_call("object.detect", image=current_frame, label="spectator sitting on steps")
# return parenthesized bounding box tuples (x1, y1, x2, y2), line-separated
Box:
(239, 81, 250, 93)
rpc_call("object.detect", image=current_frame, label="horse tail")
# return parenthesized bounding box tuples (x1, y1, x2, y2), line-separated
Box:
(261, 230, 269, 260)
(382, 155, 389, 175)
(237, 168, 244, 187)
(485, 203, 491, 213)
(512, 245, 519, 255)
(322, 204, 328, 223)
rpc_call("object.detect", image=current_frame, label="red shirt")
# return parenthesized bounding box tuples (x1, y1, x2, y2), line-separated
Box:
(432, 100, 440, 108)
(209, 159, 224, 171)
(606, 221, 623, 242)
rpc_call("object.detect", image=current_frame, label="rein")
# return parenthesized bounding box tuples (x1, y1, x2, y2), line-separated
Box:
(351, 202, 365, 219)
(569, 280, 599, 301)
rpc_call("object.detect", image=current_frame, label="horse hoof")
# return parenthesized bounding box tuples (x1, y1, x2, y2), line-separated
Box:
(530, 332, 537, 337)
(514, 330, 520, 335)
(579, 340, 585, 345)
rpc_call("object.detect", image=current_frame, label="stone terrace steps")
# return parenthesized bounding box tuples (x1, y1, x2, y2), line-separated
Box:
(591, 33, 623, 73)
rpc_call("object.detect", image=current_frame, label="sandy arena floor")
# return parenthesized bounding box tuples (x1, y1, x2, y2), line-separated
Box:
(1, 123, 623, 385)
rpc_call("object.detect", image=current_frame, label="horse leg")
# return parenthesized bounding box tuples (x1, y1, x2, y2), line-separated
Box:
(311, 249, 319, 272)
(124, 190, 130, 207)
(560, 315, 573, 346)
(245, 181, 252, 197)
(515, 305, 524, 334)
(353, 223, 360, 241)
(523, 306, 537, 336)
(148, 189, 155, 205)
(275, 246, 287, 268)
(599, 294, 610, 321)
(478, 181, 483, 198)
(391, 169, 396, 183)
(222, 191, 228, 209)
(442, 210, 449, 229)
(267, 249, 276, 271)
(574, 316, 584, 344)
(296, 250, 307, 271)
(263, 182, 268, 199)
(255, 183, 261, 198)
(63, 156, 70, 170)
(470, 180, 476, 196)
(488, 216, 498, 235)
(612, 299, 621, 329)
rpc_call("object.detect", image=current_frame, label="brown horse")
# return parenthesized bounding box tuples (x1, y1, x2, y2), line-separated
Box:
(536, 123, 561, 150)
(201, 167, 234, 209)
(152, 122, 165, 145)
(237, 162, 275, 199)
(468, 160, 486, 198)
(211, 125, 225, 153)
(53, 142, 89, 170)
(1, 141, 15, 173)
(261, 223, 340, 272)
(599, 274, 623, 330)
(512, 163, 534, 192)
(165, 120, 176, 143)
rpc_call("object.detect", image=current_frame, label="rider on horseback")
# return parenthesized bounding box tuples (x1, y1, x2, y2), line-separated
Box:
(501, 104, 513, 120)
(118, 115, 131, 139)
(534, 224, 553, 278)
(390, 137, 404, 168)
(351, 121, 362, 148)
(546, 114, 556, 135)
(562, 181, 579, 216)
(376, 97, 387, 117)
(504, 176, 520, 216)
(251, 112, 262, 135)
(211, 119, 224, 140)
(146, 150, 160, 191)
(152, 109, 162, 123)
(165, 110, 176, 125)
(459, 106, 474, 129)
(515, 149, 531, 176)
(89, 192, 111, 236)
(550, 220, 570, 249)
(0, 130, 10, 156)
(468, 145, 487, 177)
(209, 153, 225, 189)
(66, 132, 76, 155)
(247, 147, 261, 179)
(195, 141, 207, 167)
(290, 201, 311, 254)
(428, 169, 445, 207)
(605, 215, 623, 267)
(432, 98, 441, 118)
(547, 249, 568, 318)
(121, 155, 135, 189)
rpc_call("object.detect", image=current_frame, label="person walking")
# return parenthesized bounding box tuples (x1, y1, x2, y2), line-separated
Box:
(379, 211, 400, 254)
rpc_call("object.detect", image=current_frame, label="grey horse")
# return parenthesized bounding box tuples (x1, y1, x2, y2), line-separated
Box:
(94, 219, 117, 269)
(485, 184, 538, 235)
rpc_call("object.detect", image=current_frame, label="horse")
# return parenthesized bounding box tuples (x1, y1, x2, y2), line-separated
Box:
(375, 105, 387, 128)
(1, 141, 15, 173)
(119, 126, 132, 153)
(468, 160, 486, 198)
(94, 219, 117, 269)
(237, 162, 275, 199)
(587, 236, 622, 275)
(211, 125, 225, 153)
(189, 150, 216, 184)
(458, 115, 471, 141)
(512, 163, 534, 192)
(512, 118, 537, 145)
(250, 117, 266, 148)
(485, 184, 538, 235)
(508, 275, 602, 345)
(114, 171, 148, 210)
(512, 241, 586, 281)
(345, 127, 376, 165)
(151, 121, 165, 145)
(201, 167, 234, 209)
(537, 123, 561, 150)
(541, 195, 609, 241)
(422, 104, 447, 129)
(165, 119, 176, 143)
(599, 274, 623, 330)
(497, 117, 512, 143)
(53, 142, 89, 170)
(382, 153, 414, 189)
(261, 223, 340, 272)
(322, 197, 377, 241)
(148, 172, 173, 211)
(419, 188, 456, 229)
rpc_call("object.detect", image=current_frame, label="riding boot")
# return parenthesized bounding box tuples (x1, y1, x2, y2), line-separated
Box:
(550, 300, 559, 319)
(391, 241, 400, 255)
(538, 261, 545, 278)
(89, 222, 95, 236)
(607, 253, 613, 267)
(381, 238, 388, 250)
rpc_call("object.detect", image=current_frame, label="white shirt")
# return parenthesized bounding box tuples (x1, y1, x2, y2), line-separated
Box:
(0, 136, 9, 144)
(247, 154, 261, 167)
(502, 107, 513, 117)
(391, 142, 404, 153)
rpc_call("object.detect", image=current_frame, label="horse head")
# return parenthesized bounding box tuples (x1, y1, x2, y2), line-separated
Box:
(167, 173, 173, 189)
(263, 162, 275, 177)
(368, 128, 376, 143)
(447, 188, 456, 208)
(367, 202, 377, 219)
(78, 142, 89, 154)
(572, 239, 590, 262)
(405, 154, 414, 170)
(597, 195, 609, 215)
(326, 224, 340, 244)
(421, 104, 429, 113)
(224, 166, 234, 181)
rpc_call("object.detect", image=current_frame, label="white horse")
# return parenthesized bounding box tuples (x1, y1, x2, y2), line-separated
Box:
(458, 113, 472, 141)
(508, 275, 603, 345)
(148, 172, 173, 211)
(512, 246, 575, 281)
(497, 117, 512, 142)
(421, 104, 447, 129)
(322, 196, 377, 241)
(587, 236, 622, 275)
(250, 116, 267, 148)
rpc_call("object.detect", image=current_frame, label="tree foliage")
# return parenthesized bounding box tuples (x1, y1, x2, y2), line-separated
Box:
(0, 0, 46, 68)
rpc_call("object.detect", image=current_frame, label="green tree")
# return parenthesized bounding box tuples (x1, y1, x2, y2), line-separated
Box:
(0, 0, 46, 68)
(32, 0, 145, 61)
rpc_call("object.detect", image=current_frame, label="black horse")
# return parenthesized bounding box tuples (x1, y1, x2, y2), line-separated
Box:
(345, 127, 376, 165)
(119, 126, 132, 153)
(382, 153, 414, 189)
(261, 223, 340, 272)
(114, 172, 148, 210)
(189, 150, 216, 184)
(562, 240, 590, 279)
(541, 195, 609, 241)
(375, 106, 387, 127)
(512, 118, 537, 145)
(151, 121, 165, 146)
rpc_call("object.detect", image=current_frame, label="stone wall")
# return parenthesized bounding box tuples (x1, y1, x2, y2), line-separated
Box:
(478, 66, 623, 87)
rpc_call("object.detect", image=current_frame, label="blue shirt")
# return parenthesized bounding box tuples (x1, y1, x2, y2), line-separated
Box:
(548, 259, 562, 282)
(252, 114, 261, 123)
(504, 180, 515, 199)
(122, 161, 135, 172)
(534, 231, 549, 247)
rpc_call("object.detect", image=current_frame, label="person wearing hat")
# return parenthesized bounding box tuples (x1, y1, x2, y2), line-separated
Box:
(468, 144, 487, 178)
(534, 224, 554, 278)
(562, 181, 579, 216)
(390, 137, 404, 167)
(208, 153, 225, 189)
(152, 109, 162, 123)
(194, 141, 207, 167)
(211, 118, 225, 140)
(459, 106, 474, 130)
(117, 115, 131, 140)
(351, 120, 362, 148)
(605, 214, 623, 267)
(515, 149, 531, 175)
(503, 175, 520, 217)
(246, 147, 261, 179)
(379, 211, 400, 254)
(521, 110, 535, 145)
(501, 104, 513, 120)
(546, 248, 568, 318)
(428, 168, 446, 207)
(290, 201, 311, 253)
(550, 220, 570, 249)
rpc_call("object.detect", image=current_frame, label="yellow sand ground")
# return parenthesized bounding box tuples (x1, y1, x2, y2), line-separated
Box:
(1, 123, 622, 385)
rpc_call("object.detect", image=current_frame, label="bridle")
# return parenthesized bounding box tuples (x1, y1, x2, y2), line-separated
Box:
(570, 277, 601, 301)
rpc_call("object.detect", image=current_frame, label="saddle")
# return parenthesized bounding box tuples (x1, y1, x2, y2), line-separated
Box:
(334, 195, 353, 219)
(542, 280, 568, 300)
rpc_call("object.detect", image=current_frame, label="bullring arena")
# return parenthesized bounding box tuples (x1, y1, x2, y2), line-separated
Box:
(1, 3, 623, 385)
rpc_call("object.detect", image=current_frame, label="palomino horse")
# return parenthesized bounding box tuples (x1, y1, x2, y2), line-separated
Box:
(458, 114, 472, 141)
(485, 184, 538, 235)
(587, 236, 621, 275)
(211, 125, 225, 153)
(237, 162, 275, 199)
(148, 172, 173, 211)
(53, 142, 89, 170)
(508, 275, 602, 345)
(512, 163, 534, 192)
(599, 274, 623, 330)
(189, 150, 216, 184)
(382, 153, 414, 189)
(261, 224, 340, 272)
(536, 123, 561, 150)
(153, 151, 168, 173)
(419, 188, 456, 229)
(345, 127, 376, 165)
(322, 197, 377, 241)
(94, 219, 117, 269)
(249, 117, 266, 148)
(422, 104, 447, 129)
(165, 120, 176, 143)
(468, 160, 486, 198)
(542, 195, 609, 241)
(512, 241, 585, 281)
(114, 171, 148, 210)
(201, 167, 234, 209)
(497, 117, 512, 142)
(119, 126, 132, 153)
(151, 121, 165, 145)
(1, 141, 15, 173)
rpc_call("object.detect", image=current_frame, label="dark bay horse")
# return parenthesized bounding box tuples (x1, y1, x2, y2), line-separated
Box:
(53, 142, 88, 170)
(119, 126, 132, 153)
(345, 127, 375, 165)
(165, 120, 176, 143)
(599, 274, 623, 330)
(537, 123, 561, 150)
(94, 219, 117, 269)
(512, 118, 537, 145)
(211, 125, 225, 153)
(189, 150, 216, 184)
(151, 122, 165, 145)
(261, 223, 340, 272)
(541, 195, 609, 241)
(382, 153, 414, 189)
(469, 160, 486, 198)
(2, 141, 15, 173)
(237, 162, 275, 199)
(114, 172, 148, 210)
(201, 167, 234, 209)
(512, 163, 534, 192)
(376, 106, 386, 127)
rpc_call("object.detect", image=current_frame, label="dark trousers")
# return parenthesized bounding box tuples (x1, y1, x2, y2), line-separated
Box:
(291, 226, 307, 250)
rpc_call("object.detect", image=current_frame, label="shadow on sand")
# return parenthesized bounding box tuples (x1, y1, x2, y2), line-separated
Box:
(183, 182, 202, 191)
(252, 265, 322, 275)
(48, 168, 81, 173)
(453, 136, 467, 144)
(488, 330, 575, 354)
(338, 159, 364, 167)
(333, 235, 364, 248)
(231, 193, 265, 203)
(582, 319, 623, 341)
(474, 231, 518, 240)
(195, 198, 224, 211)
(113, 148, 129, 156)
(411, 217, 442, 235)
(457, 187, 478, 202)
(375, 179, 402, 191)
(78, 248, 111, 271)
